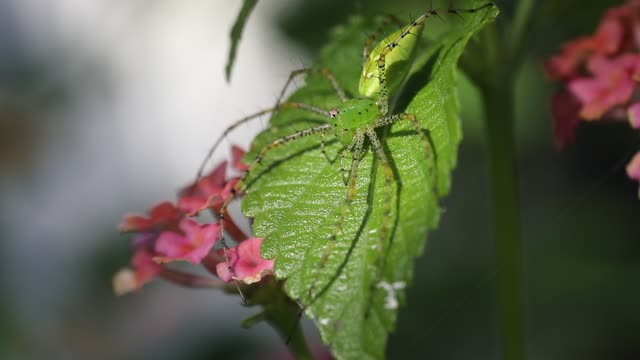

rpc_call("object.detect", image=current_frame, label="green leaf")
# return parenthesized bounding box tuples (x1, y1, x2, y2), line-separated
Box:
(225, 0, 258, 82)
(241, 2, 498, 359)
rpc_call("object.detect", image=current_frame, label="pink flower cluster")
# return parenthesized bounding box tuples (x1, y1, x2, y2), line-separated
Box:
(113, 145, 274, 295)
(545, 0, 640, 195)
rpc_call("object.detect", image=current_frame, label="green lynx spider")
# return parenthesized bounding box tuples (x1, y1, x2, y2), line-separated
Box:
(198, 2, 494, 303)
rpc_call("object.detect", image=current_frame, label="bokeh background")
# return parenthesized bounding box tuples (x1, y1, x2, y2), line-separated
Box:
(1, 0, 638, 359)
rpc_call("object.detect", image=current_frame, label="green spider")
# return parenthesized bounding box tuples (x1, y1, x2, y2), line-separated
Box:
(199, 2, 494, 304)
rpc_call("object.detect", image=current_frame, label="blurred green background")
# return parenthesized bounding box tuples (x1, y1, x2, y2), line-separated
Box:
(0, 0, 638, 359)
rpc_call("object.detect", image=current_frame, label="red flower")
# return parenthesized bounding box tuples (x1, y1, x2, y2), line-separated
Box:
(543, 11, 625, 81)
(546, 0, 640, 194)
(544, 37, 598, 81)
(115, 145, 256, 296)
(231, 144, 249, 171)
(178, 161, 239, 216)
(591, 13, 624, 55)
(113, 247, 163, 295)
(132, 247, 163, 283)
(626, 152, 640, 181)
(626, 152, 640, 198)
(119, 201, 182, 232)
(567, 55, 639, 120)
(216, 237, 274, 284)
(627, 102, 640, 128)
(114, 201, 182, 294)
(154, 218, 220, 264)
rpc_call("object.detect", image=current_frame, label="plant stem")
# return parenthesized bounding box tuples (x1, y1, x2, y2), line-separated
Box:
(475, 2, 534, 357)
(481, 73, 526, 360)
(510, 0, 535, 57)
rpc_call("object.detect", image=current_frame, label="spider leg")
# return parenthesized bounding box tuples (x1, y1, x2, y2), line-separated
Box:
(361, 14, 404, 65)
(373, 3, 493, 115)
(194, 101, 331, 185)
(275, 68, 348, 106)
(219, 122, 333, 302)
(374, 113, 438, 197)
(306, 128, 365, 302)
(363, 125, 396, 316)
(361, 113, 439, 316)
(339, 133, 358, 185)
(320, 131, 329, 163)
(364, 126, 394, 262)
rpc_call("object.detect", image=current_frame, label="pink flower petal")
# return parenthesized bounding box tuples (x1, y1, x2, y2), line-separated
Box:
(626, 152, 640, 182)
(119, 201, 181, 232)
(180, 162, 226, 199)
(177, 195, 210, 215)
(154, 219, 220, 264)
(128, 247, 163, 290)
(178, 158, 239, 215)
(203, 161, 227, 185)
(593, 17, 624, 55)
(231, 145, 249, 171)
(153, 232, 185, 259)
(215, 237, 274, 284)
(568, 55, 636, 120)
(626, 152, 640, 199)
(543, 37, 595, 80)
(627, 102, 640, 128)
(113, 248, 165, 295)
(222, 178, 239, 199)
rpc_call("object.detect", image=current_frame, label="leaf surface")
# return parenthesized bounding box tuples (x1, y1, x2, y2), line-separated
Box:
(241, 2, 498, 358)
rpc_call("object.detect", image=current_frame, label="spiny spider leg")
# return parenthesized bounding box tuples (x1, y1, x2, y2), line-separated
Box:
(192, 66, 349, 303)
(306, 128, 366, 302)
(308, 125, 395, 303)
(275, 68, 348, 107)
(368, 3, 493, 188)
(364, 112, 440, 317)
(320, 131, 329, 163)
(303, 4, 447, 303)
(374, 112, 438, 194)
(339, 134, 358, 185)
(219, 122, 334, 300)
(364, 126, 395, 257)
(194, 102, 329, 183)
(196, 66, 347, 185)
(362, 14, 404, 65)
(348, 3, 494, 314)
(373, 3, 493, 116)
(202, 1, 492, 309)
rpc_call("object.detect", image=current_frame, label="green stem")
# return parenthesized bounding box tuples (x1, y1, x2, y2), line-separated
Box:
(509, 0, 535, 56)
(475, 1, 537, 357)
(481, 74, 526, 360)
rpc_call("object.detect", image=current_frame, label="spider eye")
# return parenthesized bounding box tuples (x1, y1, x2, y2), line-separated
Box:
(329, 108, 340, 118)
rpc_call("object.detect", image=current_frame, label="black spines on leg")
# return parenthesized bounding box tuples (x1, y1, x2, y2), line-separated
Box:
(362, 14, 404, 65)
